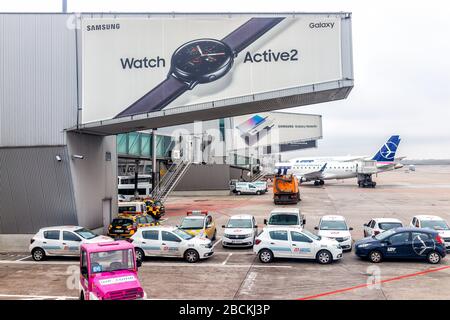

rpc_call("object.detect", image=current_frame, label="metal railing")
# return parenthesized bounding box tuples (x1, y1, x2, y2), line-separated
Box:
(151, 160, 191, 202)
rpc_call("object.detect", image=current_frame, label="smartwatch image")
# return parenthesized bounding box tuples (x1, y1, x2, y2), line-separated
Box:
(114, 17, 285, 118)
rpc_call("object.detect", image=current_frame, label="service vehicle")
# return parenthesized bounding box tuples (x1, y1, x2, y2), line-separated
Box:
(264, 208, 306, 228)
(118, 201, 147, 215)
(355, 227, 446, 264)
(410, 215, 450, 252)
(178, 210, 217, 240)
(252, 181, 268, 193)
(118, 175, 152, 200)
(29, 226, 112, 261)
(315, 215, 353, 251)
(108, 214, 159, 239)
(143, 199, 165, 219)
(222, 215, 258, 247)
(130, 226, 214, 263)
(79, 241, 146, 300)
(254, 227, 343, 264)
(273, 174, 300, 204)
(363, 218, 403, 237)
(235, 182, 262, 195)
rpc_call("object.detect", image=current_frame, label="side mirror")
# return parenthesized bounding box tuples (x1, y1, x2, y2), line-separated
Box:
(349, 227, 354, 231)
(263, 219, 267, 225)
(136, 259, 142, 268)
(314, 226, 318, 230)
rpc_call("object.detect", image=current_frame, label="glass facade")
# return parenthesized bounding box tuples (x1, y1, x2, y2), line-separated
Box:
(117, 132, 174, 159)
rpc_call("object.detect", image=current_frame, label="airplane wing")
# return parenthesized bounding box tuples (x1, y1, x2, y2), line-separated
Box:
(296, 163, 327, 181)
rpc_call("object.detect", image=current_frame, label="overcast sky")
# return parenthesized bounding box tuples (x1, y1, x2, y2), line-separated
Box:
(1, 0, 450, 159)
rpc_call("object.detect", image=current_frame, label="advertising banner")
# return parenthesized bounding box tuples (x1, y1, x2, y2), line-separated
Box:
(81, 14, 345, 124)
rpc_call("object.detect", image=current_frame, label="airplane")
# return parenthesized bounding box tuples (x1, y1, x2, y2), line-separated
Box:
(274, 135, 404, 188)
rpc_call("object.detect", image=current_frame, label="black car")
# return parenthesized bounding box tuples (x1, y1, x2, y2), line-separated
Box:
(355, 227, 446, 264)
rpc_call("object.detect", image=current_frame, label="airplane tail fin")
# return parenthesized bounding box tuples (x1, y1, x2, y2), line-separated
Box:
(372, 135, 401, 162)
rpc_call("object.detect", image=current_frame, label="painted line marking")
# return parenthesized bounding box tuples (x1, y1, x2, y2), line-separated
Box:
(0, 293, 77, 300)
(15, 255, 31, 261)
(212, 238, 223, 248)
(0, 259, 291, 268)
(222, 253, 233, 265)
(297, 265, 450, 300)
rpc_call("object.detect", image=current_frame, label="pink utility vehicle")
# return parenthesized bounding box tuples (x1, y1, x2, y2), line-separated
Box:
(79, 241, 146, 300)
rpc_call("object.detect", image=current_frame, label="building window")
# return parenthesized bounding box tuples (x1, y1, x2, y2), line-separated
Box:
(219, 118, 225, 141)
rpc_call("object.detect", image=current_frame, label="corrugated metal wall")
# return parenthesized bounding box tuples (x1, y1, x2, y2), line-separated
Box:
(0, 146, 77, 233)
(0, 14, 78, 146)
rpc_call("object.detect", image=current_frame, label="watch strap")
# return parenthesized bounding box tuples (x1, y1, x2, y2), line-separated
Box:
(221, 17, 285, 54)
(115, 76, 189, 118)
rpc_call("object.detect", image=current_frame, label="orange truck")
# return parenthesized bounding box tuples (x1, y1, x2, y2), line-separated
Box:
(273, 174, 300, 205)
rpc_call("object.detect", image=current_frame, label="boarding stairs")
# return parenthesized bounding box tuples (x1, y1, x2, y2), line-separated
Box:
(151, 160, 191, 202)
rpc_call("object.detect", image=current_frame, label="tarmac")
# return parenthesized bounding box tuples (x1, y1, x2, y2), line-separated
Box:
(1, 165, 449, 300)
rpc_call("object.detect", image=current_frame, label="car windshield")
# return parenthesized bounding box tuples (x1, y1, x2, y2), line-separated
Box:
(421, 220, 449, 230)
(90, 249, 135, 273)
(112, 219, 133, 226)
(320, 220, 347, 230)
(303, 229, 321, 241)
(374, 228, 396, 240)
(227, 219, 253, 228)
(268, 214, 298, 225)
(173, 228, 194, 240)
(180, 218, 204, 230)
(75, 228, 98, 240)
(379, 222, 403, 230)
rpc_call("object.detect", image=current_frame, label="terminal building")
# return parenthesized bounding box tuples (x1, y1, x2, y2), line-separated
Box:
(0, 13, 353, 237)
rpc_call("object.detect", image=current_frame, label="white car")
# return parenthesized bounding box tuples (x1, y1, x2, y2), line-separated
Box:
(130, 226, 214, 263)
(315, 215, 353, 251)
(410, 215, 450, 252)
(363, 218, 403, 237)
(29, 226, 113, 261)
(222, 215, 258, 248)
(264, 208, 306, 228)
(253, 227, 343, 264)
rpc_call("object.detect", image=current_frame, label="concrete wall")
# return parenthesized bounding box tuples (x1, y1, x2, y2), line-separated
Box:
(175, 164, 231, 191)
(0, 146, 78, 234)
(67, 132, 117, 231)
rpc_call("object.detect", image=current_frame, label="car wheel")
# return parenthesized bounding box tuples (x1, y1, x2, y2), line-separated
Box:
(184, 249, 200, 263)
(237, 191, 241, 195)
(135, 248, 145, 262)
(31, 248, 46, 261)
(369, 250, 383, 263)
(427, 251, 441, 264)
(316, 250, 332, 264)
(259, 249, 273, 263)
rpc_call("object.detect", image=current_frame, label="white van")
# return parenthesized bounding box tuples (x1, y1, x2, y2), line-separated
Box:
(235, 182, 262, 195)
(252, 181, 268, 193)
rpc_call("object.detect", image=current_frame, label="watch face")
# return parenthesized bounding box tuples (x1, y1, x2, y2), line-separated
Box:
(171, 39, 234, 85)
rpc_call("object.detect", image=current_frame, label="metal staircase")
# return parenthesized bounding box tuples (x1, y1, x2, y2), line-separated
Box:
(251, 170, 269, 182)
(151, 160, 191, 202)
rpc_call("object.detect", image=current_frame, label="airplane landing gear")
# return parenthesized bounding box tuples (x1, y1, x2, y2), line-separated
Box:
(314, 180, 325, 186)
(358, 174, 376, 188)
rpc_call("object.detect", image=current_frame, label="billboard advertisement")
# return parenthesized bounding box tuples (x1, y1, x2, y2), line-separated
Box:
(231, 111, 322, 151)
(80, 14, 347, 124)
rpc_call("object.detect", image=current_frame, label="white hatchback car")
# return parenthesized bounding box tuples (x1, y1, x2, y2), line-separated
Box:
(30, 226, 113, 261)
(315, 215, 353, 251)
(222, 215, 258, 248)
(410, 215, 450, 252)
(253, 227, 343, 264)
(130, 226, 214, 263)
(363, 218, 403, 237)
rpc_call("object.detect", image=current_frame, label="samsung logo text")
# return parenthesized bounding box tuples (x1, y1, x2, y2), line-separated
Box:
(86, 23, 120, 31)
